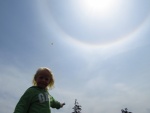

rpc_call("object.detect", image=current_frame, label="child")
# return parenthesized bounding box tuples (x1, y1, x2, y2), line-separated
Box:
(14, 67, 65, 113)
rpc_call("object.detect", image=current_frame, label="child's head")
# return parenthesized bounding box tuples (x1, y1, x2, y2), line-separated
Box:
(32, 67, 54, 89)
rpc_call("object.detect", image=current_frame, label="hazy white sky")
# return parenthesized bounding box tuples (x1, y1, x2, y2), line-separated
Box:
(0, 0, 150, 113)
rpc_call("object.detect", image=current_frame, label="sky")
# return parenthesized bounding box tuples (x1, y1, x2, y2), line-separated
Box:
(0, 0, 150, 113)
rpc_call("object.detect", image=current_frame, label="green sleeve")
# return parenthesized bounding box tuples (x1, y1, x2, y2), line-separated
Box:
(50, 96, 61, 109)
(14, 88, 33, 113)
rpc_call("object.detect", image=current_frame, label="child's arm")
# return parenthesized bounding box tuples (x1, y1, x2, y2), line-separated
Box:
(50, 96, 65, 109)
(14, 89, 33, 113)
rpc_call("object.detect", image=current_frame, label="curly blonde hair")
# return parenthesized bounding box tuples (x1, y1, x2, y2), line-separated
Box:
(32, 67, 55, 89)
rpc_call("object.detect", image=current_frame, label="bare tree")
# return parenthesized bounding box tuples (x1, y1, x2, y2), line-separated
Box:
(121, 108, 132, 113)
(72, 99, 82, 113)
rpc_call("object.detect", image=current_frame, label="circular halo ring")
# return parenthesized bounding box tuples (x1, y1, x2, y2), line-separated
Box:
(35, 1, 150, 49)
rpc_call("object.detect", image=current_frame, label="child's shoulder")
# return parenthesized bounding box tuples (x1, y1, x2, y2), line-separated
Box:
(26, 86, 48, 92)
(22, 86, 48, 97)
(25, 86, 39, 93)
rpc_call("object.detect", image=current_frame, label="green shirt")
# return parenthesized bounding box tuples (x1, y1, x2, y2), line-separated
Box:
(14, 86, 61, 113)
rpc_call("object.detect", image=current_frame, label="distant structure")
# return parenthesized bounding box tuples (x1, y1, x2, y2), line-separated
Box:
(72, 99, 82, 113)
(121, 108, 132, 113)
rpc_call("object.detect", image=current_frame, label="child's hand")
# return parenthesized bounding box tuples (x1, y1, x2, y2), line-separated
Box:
(60, 103, 65, 107)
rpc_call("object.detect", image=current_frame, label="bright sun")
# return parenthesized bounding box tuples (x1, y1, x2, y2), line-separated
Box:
(79, 0, 121, 17)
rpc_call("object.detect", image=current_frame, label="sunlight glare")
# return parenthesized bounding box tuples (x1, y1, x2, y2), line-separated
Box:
(80, 0, 121, 17)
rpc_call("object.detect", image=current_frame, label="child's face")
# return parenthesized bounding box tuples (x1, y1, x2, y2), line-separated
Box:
(35, 70, 51, 89)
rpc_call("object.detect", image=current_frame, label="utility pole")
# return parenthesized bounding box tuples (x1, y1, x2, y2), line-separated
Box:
(72, 99, 82, 113)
